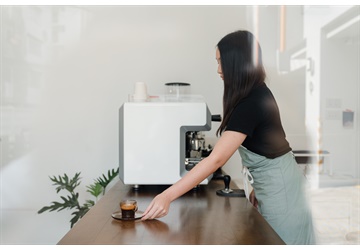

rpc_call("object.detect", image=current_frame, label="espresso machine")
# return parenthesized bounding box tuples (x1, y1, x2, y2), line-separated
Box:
(119, 83, 218, 187)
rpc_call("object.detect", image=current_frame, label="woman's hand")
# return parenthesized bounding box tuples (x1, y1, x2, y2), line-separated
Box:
(141, 192, 171, 220)
(249, 189, 258, 209)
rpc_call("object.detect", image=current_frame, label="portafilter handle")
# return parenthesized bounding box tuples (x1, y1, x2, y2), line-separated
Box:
(211, 114, 221, 122)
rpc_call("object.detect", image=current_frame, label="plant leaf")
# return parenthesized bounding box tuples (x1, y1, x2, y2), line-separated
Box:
(70, 206, 90, 228)
(37, 193, 79, 214)
(95, 167, 119, 191)
(49, 172, 82, 194)
(86, 183, 103, 198)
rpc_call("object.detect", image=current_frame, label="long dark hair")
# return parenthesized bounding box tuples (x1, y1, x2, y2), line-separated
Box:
(216, 30, 266, 136)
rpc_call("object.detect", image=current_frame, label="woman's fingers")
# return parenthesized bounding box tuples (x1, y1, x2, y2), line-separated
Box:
(141, 194, 170, 220)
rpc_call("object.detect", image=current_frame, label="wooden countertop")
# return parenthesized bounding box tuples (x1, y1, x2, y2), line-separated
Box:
(58, 178, 285, 245)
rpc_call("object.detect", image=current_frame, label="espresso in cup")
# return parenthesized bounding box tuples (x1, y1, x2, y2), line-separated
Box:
(120, 200, 138, 219)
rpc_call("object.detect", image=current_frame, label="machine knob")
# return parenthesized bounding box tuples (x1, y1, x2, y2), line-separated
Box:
(223, 175, 233, 193)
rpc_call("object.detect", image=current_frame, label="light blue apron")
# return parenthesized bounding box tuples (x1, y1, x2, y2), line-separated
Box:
(239, 146, 316, 245)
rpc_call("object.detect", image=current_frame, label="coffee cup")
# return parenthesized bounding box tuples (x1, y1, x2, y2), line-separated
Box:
(133, 82, 148, 101)
(120, 200, 138, 219)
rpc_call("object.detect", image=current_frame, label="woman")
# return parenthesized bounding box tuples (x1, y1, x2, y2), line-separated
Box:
(141, 30, 316, 245)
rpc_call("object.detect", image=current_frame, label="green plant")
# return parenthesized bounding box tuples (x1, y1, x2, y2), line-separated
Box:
(38, 167, 119, 228)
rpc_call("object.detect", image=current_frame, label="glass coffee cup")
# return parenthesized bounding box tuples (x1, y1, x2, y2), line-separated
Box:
(120, 200, 138, 219)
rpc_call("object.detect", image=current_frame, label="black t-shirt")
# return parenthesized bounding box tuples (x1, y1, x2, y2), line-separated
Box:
(225, 82, 291, 159)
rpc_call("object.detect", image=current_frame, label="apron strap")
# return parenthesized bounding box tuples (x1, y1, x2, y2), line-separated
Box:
(242, 166, 254, 200)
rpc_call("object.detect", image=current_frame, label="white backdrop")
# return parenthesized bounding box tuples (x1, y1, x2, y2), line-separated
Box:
(1, 5, 357, 244)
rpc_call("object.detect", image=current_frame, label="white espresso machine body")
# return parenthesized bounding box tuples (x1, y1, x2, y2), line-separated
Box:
(119, 96, 212, 185)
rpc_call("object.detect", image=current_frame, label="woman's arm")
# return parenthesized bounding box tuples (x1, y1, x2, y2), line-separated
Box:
(141, 130, 246, 220)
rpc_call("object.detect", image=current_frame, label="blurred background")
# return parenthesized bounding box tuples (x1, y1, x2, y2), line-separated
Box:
(0, 4, 359, 245)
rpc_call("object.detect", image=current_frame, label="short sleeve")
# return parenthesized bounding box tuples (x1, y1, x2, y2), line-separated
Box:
(225, 100, 262, 137)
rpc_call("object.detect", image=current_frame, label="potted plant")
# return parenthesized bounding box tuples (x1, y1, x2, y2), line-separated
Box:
(38, 167, 119, 228)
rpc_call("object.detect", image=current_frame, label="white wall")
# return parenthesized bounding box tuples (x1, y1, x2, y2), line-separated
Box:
(0, 5, 251, 244)
(1, 5, 358, 244)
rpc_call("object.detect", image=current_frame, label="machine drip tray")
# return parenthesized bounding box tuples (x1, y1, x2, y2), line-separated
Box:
(185, 158, 202, 171)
